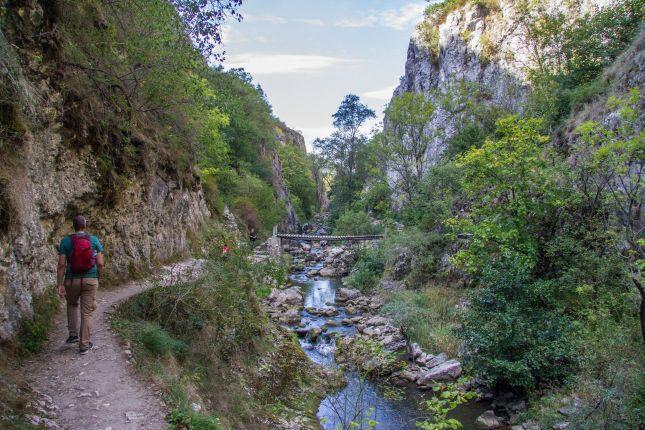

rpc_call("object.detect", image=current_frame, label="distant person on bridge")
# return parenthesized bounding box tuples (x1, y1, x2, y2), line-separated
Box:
(56, 215, 104, 355)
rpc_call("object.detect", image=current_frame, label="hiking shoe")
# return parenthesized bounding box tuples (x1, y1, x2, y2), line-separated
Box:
(79, 342, 94, 355)
(65, 335, 79, 344)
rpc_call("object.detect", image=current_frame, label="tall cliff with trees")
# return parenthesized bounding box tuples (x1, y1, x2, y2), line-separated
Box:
(322, 0, 643, 427)
(0, 0, 313, 341)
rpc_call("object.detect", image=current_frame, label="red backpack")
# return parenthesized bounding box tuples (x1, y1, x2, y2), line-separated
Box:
(69, 233, 97, 274)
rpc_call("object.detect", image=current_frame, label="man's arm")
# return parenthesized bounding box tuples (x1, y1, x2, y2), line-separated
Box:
(97, 253, 104, 279)
(56, 255, 67, 298)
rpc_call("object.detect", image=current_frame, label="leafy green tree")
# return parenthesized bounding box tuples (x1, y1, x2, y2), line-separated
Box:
(461, 256, 576, 390)
(450, 115, 566, 273)
(383, 92, 435, 201)
(333, 210, 382, 236)
(314, 94, 376, 217)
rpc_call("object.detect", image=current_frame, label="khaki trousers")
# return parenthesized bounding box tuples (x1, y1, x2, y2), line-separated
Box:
(64, 278, 99, 349)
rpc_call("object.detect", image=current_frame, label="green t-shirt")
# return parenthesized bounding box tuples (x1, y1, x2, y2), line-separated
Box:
(59, 233, 103, 279)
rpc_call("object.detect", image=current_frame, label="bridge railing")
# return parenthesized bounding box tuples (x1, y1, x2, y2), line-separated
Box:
(275, 233, 384, 242)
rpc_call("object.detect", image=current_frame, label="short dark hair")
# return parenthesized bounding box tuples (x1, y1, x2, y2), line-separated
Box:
(73, 215, 86, 231)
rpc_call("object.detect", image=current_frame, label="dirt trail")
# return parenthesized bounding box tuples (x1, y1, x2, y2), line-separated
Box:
(23, 260, 203, 430)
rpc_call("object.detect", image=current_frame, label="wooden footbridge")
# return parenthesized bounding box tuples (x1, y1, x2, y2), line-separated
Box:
(276, 233, 384, 242)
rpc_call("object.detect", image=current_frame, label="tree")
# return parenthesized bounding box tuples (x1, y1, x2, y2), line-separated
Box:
(573, 89, 645, 342)
(170, 0, 244, 61)
(314, 95, 375, 217)
(383, 92, 435, 201)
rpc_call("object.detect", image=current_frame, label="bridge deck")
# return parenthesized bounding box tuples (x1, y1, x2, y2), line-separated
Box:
(276, 233, 384, 242)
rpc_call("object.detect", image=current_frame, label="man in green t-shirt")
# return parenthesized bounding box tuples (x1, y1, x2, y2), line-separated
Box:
(56, 215, 104, 354)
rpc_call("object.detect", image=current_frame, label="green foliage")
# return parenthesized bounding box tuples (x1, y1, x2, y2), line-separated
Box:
(279, 144, 317, 220)
(461, 256, 576, 391)
(402, 163, 462, 232)
(229, 173, 285, 232)
(333, 210, 382, 236)
(416, 383, 478, 430)
(526, 0, 643, 127)
(336, 338, 404, 378)
(315, 95, 376, 218)
(383, 92, 436, 200)
(136, 322, 187, 359)
(167, 409, 223, 430)
(451, 115, 563, 273)
(16, 289, 59, 358)
(344, 246, 386, 292)
(382, 288, 461, 356)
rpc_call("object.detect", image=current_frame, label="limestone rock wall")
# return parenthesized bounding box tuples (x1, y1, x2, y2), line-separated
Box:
(387, 0, 612, 173)
(0, 33, 210, 342)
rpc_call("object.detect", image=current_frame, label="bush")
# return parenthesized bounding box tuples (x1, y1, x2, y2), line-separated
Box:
(136, 322, 187, 359)
(344, 246, 386, 292)
(333, 210, 382, 236)
(17, 289, 59, 357)
(461, 256, 576, 391)
(382, 288, 461, 356)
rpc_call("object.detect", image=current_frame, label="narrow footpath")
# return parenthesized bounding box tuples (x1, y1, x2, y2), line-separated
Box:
(22, 260, 203, 430)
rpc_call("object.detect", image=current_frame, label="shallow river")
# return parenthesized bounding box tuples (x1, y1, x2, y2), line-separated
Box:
(289, 262, 487, 430)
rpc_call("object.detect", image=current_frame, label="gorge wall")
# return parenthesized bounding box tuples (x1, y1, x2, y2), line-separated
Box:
(0, 1, 307, 341)
(386, 0, 616, 167)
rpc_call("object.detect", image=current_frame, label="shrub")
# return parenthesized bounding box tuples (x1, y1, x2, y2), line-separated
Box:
(333, 210, 382, 236)
(344, 246, 386, 292)
(382, 288, 461, 356)
(461, 256, 576, 391)
(136, 322, 187, 359)
(17, 289, 59, 357)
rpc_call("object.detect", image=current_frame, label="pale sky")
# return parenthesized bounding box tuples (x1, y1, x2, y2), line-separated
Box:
(220, 1, 430, 149)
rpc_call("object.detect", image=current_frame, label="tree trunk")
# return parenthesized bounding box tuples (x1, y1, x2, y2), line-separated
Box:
(632, 276, 645, 343)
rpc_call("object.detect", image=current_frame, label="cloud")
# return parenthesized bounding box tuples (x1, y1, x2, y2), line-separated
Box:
(294, 18, 325, 26)
(362, 85, 397, 101)
(244, 14, 288, 24)
(298, 126, 336, 148)
(335, 16, 377, 28)
(226, 53, 360, 75)
(380, 3, 427, 30)
(334, 2, 425, 30)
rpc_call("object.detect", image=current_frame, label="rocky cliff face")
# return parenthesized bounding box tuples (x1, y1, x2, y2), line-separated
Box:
(0, 6, 215, 340)
(387, 0, 612, 167)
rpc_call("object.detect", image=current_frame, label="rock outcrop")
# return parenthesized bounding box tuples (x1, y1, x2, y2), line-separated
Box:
(385, 0, 614, 189)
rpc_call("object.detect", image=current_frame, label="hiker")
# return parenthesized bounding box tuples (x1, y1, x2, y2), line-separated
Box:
(56, 215, 104, 355)
(249, 228, 257, 248)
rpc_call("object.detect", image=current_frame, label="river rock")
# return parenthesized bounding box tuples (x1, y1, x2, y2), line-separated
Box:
(336, 288, 361, 302)
(328, 247, 344, 258)
(280, 309, 301, 325)
(308, 327, 322, 342)
(422, 352, 447, 368)
(410, 342, 423, 359)
(475, 410, 504, 429)
(365, 316, 388, 326)
(417, 359, 462, 384)
(266, 287, 303, 308)
(319, 267, 337, 277)
(301, 243, 311, 251)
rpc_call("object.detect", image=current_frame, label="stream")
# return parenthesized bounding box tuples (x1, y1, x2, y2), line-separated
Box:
(288, 257, 488, 430)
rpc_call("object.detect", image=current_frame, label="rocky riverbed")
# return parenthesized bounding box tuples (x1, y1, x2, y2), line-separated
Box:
(262, 238, 508, 430)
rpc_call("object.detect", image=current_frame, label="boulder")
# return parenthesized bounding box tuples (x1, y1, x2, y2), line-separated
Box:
(422, 353, 448, 368)
(336, 288, 361, 302)
(266, 287, 302, 308)
(279, 309, 301, 325)
(365, 316, 389, 326)
(475, 410, 504, 429)
(319, 267, 337, 277)
(417, 360, 462, 384)
(410, 342, 423, 359)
